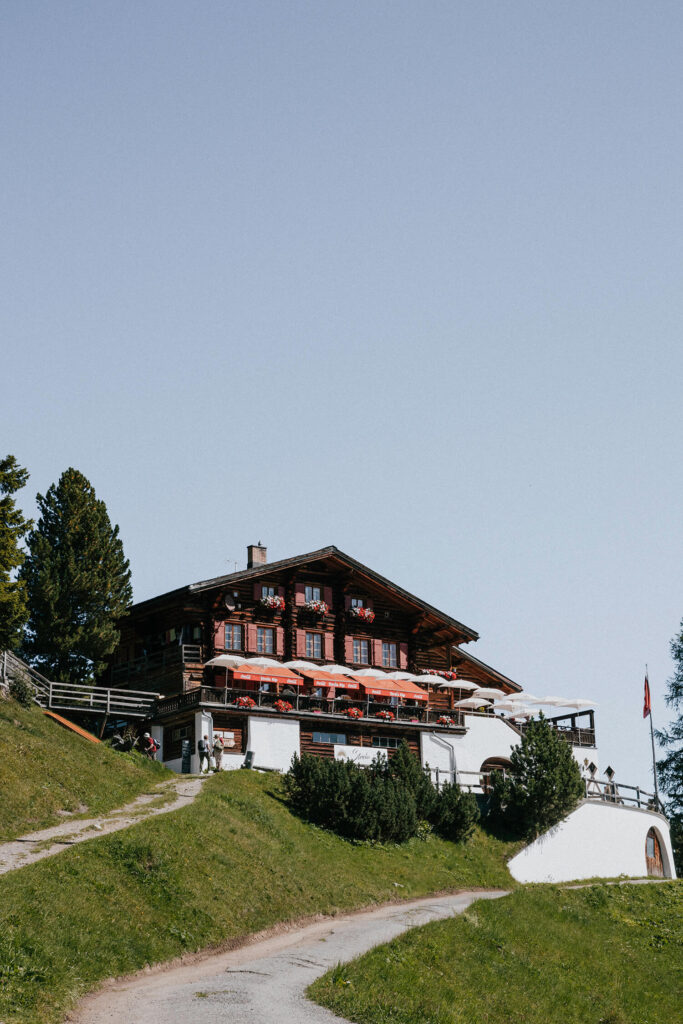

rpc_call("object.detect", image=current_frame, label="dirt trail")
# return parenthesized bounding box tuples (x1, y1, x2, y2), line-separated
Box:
(70, 890, 509, 1024)
(0, 775, 206, 875)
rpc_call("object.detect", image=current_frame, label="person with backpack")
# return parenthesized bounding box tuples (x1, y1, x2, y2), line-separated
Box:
(141, 732, 159, 760)
(197, 734, 211, 773)
(212, 733, 224, 772)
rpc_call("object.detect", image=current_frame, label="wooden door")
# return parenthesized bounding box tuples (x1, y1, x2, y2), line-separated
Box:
(645, 828, 664, 877)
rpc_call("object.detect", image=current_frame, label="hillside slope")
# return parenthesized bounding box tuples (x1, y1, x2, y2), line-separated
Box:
(310, 881, 683, 1024)
(0, 769, 516, 1024)
(0, 696, 169, 840)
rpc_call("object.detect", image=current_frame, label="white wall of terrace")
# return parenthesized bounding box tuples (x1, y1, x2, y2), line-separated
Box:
(508, 801, 676, 883)
(421, 712, 519, 785)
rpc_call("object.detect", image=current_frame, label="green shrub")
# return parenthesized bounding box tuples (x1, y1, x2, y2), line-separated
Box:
(432, 781, 480, 841)
(487, 714, 584, 839)
(387, 740, 436, 819)
(8, 671, 33, 708)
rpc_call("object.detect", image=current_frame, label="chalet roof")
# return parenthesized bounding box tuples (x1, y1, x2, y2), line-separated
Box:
(129, 545, 479, 643)
(450, 645, 523, 693)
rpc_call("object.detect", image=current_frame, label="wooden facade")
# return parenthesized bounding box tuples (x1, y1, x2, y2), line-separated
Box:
(105, 545, 521, 701)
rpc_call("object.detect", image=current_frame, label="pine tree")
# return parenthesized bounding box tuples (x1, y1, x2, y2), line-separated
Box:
(20, 468, 132, 683)
(656, 619, 683, 873)
(0, 456, 32, 651)
(488, 714, 584, 839)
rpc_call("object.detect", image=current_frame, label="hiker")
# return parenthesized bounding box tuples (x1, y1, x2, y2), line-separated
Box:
(212, 734, 224, 771)
(198, 734, 211, 773)
(141, 733, 158, 760)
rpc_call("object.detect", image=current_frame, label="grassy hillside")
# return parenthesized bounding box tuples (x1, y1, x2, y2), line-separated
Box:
(0, 769, 517, 1024)
(310, 881, 683, 1024)
(0, 697, 169, 840)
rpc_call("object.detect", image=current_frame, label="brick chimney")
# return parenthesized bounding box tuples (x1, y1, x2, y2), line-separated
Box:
(247, 542, 267, 569)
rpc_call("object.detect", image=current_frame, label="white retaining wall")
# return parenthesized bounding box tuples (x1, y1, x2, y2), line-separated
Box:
(508, 801, 677, 883)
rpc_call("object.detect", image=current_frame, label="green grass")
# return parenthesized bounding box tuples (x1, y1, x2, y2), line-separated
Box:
(309, 881, 683, 1024)
(0, 698, 170, 840)
(0, 770, 517, 1024)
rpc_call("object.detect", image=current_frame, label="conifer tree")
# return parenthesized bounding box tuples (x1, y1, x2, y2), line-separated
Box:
(0, 456, 32, 651)
(656, 619, 683, 872)
(488, 714, 584, 839)
(20, 468, 132, 683)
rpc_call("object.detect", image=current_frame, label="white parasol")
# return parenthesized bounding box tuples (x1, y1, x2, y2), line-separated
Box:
(283, 660, 320, 672)
(314, 664, 357, 676)
(454, 696, 494, 709)
(472, 687, 508, 701)
(205, 654, 247, 669)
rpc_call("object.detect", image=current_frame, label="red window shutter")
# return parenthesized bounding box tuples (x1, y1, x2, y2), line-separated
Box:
(213, 621, 225, 651)
(372, 640, 383, 666)
(323, 586, 333, 610)
(247, 624, 258, 652)
(324, 632, 334, 660)
(366, 599, 374, 610)
(253, 583, 262, 600)
(296, 629, 306, 656)
(345, 636, 354, 663)
(276, 627, 285, 656)
(399, 643, 408, 670)
(277, 586, 285, 599)
(294, 583, 306, 606)
(344, 595, 351, 611)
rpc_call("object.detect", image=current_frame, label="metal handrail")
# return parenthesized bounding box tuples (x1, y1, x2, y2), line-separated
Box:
(583, 777, 661, 811)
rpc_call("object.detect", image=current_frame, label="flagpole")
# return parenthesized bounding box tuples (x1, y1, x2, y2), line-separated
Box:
(646, 665, 661, 810)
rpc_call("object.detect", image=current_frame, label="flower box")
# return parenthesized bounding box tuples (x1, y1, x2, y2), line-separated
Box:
(259, 594, 285, 611)
(346, 707, 363, 719)
(437, 715, 455, 726)
(375, 710, 395, 721)
(273, 699, 293, 713)
(235, 696, 256, 709)
(348, 606, 375, 623)
(303, 599, 328, 616)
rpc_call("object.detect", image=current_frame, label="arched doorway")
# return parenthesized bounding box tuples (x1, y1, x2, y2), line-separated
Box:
(645, 827, 665, 877)
(480, 756, 512, 794)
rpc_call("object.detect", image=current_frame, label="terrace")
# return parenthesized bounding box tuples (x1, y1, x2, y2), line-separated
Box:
(155, 684, 468, 731)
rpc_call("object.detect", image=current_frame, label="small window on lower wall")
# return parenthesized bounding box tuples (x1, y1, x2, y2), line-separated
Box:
(172, 726, 191, 741)
(372, 736, 399, 749)
(312, 731, 347, 744)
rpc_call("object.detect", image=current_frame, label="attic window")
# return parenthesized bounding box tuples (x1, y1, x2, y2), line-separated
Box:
(350, 597, 364, 608)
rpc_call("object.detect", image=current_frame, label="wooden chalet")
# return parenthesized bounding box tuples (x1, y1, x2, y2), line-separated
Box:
(105, 544, 599, 774)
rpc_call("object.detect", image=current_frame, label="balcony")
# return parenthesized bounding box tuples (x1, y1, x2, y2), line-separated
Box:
(154, 684, 466, 730)
(111, 644, 204, 684)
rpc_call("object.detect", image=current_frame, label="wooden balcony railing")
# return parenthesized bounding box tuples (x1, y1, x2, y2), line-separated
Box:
(111, 644, 204, 684)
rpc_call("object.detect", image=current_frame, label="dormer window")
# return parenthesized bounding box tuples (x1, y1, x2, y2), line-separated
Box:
(305, 585, 321, 603)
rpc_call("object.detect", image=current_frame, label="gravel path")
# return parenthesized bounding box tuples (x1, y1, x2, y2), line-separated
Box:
(70, 890, 509, 1024)
(0, 776, 206, 875)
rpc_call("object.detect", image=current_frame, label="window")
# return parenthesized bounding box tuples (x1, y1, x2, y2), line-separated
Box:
(372, 736, 399, 749)
(305, 585, 321, 603)
(257, 627, 274, 654)
(350, 597, 364, 608)
(353, 638, 370, 664)
(305, 632, 322, 659)
(313, 732, 347, 745)
(172, 725, 191, 741)
(224, 624, 242, 650)
(261, 585, 276, 599)
(646, 835, 655, 858)
(382, 642, 397, 668)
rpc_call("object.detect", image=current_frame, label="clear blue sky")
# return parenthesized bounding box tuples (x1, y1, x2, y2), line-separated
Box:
(3, 2, 682, 789)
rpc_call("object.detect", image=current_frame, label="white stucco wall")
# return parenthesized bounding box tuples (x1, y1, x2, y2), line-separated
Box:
(421, 714, 519, 788)
(508, 801, 677, 883)
(247, 716, 300, 772)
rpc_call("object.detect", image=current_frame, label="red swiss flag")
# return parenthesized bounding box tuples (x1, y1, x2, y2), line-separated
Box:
(643, 674, 651, 719)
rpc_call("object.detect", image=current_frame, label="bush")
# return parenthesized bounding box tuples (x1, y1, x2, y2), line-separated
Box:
(432, 782, 480, 842)
(285, 752, 418, 844)
(285, 742, 481, 846)
(9, 671, 33, 708)
(487, 715, 584, 839)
